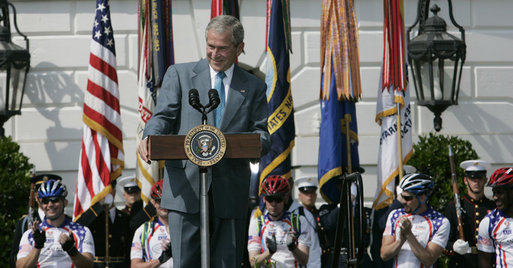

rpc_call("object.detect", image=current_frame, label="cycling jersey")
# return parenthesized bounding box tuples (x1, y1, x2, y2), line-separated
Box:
(383, 207, 450, 268)
(131, 218, 173, 267)
(478, 209, 513, 266)
(248, 211, 312, 268)
(17, 216, 95, 268)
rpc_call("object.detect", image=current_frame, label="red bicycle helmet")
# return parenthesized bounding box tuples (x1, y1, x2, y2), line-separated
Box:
(151, 180, 163, 199)
(487, 167, 513, 187)
(261, 175, 290, 197)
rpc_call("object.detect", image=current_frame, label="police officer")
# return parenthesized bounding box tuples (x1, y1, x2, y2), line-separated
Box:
(444, 160, 496, 267)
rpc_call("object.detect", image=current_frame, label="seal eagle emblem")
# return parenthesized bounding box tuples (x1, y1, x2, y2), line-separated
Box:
(184, 124, 226, 167)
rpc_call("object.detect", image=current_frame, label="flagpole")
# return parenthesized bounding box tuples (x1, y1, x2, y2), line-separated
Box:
(344, 113, 357, 266)
(396, 101, 404, 181)
(345, 114, 352, 174)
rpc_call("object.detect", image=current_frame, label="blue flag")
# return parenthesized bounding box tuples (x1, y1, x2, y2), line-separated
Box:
(150, 0, 174, 87)
(259, 0, 295, 189)
(318, 65, 360, 204)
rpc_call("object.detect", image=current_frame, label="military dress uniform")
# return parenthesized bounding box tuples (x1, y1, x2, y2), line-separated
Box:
(444, 194, 495, 267)
(444, 159, 496, 267)
(76, 202, 131, 267)
(318, 202, 372, 267)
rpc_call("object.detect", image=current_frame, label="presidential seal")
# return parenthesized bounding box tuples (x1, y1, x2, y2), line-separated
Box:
(184, 125, 226, 167)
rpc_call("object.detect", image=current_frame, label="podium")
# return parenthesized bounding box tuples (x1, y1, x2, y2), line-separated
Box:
(149, 133, 261, 160)
(148, 132, 261, 267)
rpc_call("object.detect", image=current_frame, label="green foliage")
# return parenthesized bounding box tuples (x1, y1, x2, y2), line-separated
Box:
(0, 136, 33, 265)
(408, 133, 478, 212)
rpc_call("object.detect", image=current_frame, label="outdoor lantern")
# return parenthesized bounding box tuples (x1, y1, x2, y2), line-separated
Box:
(407, 0, 465, 132)
(0, 0, 30, 137)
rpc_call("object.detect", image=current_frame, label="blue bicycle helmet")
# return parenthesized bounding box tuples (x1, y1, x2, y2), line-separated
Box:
(38, 179, 68, 199)
(399, 173, 434, 196)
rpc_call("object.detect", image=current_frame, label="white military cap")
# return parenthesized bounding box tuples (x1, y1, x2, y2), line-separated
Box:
(403, 165, 417, 175)
(117, 175, 140, 193)
(460, 160, 491, 178)
(295, 176, 318, 191)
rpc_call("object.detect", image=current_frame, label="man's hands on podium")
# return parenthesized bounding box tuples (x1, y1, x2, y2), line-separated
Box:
(138, 137, 151, 164)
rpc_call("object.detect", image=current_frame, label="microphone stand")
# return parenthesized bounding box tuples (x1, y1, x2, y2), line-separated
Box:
(188, 88, 219, 267)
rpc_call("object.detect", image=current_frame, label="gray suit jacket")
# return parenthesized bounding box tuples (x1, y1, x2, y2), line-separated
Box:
(143, 59, 271, 219)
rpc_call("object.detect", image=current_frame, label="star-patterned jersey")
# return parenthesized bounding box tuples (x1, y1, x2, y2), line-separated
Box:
(478, 209, 513, 266)
(17, 216, 95, 268)
(248, 211, 312, 268)
(383, 207, 450, 268)
(131, 218, 173, 267)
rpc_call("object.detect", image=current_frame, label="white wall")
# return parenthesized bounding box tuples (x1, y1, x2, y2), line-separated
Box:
(5, 0, 513, 207)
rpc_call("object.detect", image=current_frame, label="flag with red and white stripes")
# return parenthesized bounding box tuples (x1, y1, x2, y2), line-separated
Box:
(74, 0, 124, 220)
(372, 0, 413, 210)
(136, 0, 174, 204)
(210, 0, 239, 19)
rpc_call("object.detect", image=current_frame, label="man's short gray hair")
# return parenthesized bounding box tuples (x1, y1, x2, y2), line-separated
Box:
(205, 15, 244, 46)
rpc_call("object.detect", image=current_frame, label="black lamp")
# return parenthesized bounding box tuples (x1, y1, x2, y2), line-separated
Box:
(0, 0, 30, 137)
(407, 0, 465, 132)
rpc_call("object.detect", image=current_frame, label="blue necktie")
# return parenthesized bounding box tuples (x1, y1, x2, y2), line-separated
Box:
(214, 71, 226, 128)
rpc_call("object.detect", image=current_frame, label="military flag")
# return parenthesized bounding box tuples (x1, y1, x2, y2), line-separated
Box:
(318, 0, 362, 204)
(259, 0, 294, 190)
(372, 0, 413, 210)
(211, 0, 239, 19)
(136, 0, 174, 203)
(74, 0, 124, 220)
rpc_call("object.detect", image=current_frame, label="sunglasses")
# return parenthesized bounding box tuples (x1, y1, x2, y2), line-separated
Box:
(400, 194, 415, 201)
(41, 196, 62, 204)
(265, 196, 284, 203)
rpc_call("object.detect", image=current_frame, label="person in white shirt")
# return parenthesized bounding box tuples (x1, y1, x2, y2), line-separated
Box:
(17, 179, 95, 268)
(248, 175, 311, 267)
(131, 180, 173, 268)
(477, 167, 513, 267)
(381, 173, 450, 268)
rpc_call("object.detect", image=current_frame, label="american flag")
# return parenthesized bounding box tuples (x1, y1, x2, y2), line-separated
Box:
(73, 0, 124, 220)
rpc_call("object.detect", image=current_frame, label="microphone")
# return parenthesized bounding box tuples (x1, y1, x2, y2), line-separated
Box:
(206, 89, 220, 112)
(189, 88, 202, 112)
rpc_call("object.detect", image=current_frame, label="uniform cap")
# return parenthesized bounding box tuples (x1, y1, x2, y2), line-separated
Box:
(460, 160, 491, 178)
(295, 176, 318, 192)
(31, 174, 62, 185)
(118, 175, 140, 194)
(403, 165, 417, 175)
(31, 174, 62, 191)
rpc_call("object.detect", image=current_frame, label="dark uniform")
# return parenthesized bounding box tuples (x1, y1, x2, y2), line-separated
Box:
(444, 194, 495, 267)
(129, 201, 156, 232)
(318, 203, 372, 268)
(76, 202, 131, 267)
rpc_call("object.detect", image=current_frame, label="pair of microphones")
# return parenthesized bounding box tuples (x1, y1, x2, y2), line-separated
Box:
(188, 88, 220, 115)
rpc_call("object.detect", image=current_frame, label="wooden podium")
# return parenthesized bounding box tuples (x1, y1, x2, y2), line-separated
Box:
(148, 132, 261, 267)
(149, 133, 262, 160)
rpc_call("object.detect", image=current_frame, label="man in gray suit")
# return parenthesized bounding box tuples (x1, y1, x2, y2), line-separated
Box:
(137, 15, 271, 268)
